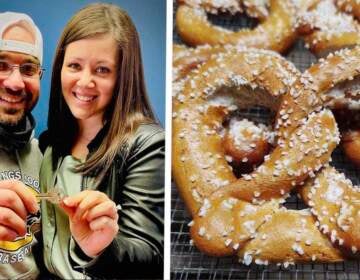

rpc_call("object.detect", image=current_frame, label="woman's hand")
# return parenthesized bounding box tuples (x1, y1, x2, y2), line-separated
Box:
(60, 190, 119, 257)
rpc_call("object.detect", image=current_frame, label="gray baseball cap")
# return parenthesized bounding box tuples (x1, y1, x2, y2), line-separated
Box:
(0, 12, 43, 64)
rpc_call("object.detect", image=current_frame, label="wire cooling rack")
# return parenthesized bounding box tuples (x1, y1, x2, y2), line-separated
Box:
(171, 3, 360, 280)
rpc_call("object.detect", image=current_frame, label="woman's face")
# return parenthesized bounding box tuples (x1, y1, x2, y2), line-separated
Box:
(61, 33, 118, 125)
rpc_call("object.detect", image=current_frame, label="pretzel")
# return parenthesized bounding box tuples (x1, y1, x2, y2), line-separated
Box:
(297, 0, 360, 57)
(175, 0, 300, 53)
(173, 47, 303, 214)
(336, 0, 360, 20)
(173, 45, 360, 264)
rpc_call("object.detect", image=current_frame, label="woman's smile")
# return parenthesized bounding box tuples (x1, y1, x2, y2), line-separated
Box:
(72, 90, 97, 103)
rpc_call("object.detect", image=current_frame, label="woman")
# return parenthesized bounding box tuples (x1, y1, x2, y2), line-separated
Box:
(39, 3, 164, 279)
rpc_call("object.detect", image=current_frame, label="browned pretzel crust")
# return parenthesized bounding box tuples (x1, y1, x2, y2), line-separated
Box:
(277, 47, 360, 140)
(175, 0, 298, 53)
(173, 44, 226, 82)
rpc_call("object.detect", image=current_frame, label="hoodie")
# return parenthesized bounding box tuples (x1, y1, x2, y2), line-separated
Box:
(0, 114, 43, 280)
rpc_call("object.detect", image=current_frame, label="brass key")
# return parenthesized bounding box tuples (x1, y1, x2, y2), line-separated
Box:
(36, 187, 65, 204)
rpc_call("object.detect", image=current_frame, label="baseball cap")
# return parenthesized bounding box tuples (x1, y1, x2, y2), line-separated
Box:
(0, 12, 43, 64)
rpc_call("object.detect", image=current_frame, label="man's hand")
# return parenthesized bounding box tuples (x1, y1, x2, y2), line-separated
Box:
(61, 190, 119, 257)
(0, 180, 39, 241)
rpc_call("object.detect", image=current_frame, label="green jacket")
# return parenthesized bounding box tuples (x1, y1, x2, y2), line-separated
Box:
(39, 123, 164, 279)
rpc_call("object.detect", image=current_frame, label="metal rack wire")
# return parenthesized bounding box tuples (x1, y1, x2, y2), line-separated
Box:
(171, 3, 360, 279)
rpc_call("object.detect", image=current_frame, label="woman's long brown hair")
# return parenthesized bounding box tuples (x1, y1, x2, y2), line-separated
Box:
(47, 3, 156, 181)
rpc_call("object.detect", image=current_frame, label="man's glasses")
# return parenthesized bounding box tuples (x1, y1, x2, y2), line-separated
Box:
(0, 60, 44, 78)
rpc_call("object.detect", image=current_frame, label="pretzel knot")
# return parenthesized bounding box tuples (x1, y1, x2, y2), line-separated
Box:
(176, 0, 301, 53)
(172, 46, 360, 265)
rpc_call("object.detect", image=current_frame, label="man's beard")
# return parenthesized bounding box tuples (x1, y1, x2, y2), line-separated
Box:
(0, 106, 26, 126)
(0, 88, 30, 126)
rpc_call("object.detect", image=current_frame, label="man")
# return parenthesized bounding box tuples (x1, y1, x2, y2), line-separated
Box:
(0, 12, 44, 279)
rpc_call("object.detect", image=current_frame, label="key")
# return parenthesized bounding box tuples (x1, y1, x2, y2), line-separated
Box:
(36, 187, 65, 204)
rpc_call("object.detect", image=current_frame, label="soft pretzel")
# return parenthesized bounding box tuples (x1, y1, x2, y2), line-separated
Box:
(175, 0, 299, 53)
(336, 0, 360, 20)
(297, 0, 360, 57)
(173, 47, 304, 215)
(173, 45, 360, 264)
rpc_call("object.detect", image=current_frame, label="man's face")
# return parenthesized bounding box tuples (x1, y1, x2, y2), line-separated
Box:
(0, 25, 40, 126)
